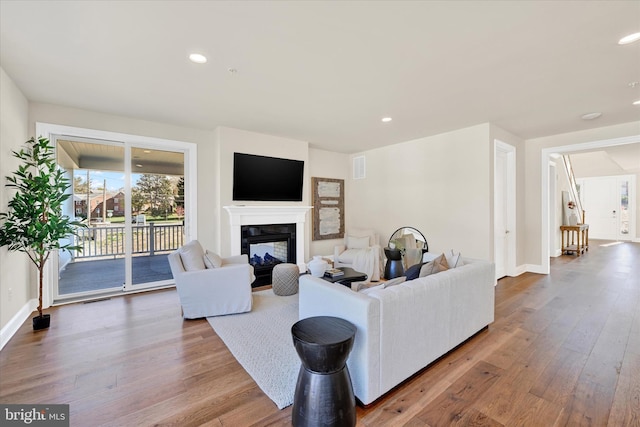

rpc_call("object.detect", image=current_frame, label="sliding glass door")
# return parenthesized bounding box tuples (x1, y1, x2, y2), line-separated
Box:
(55, 137, 185, 300)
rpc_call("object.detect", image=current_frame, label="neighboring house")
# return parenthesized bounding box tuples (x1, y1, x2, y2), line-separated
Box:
(74, 191, 126, 219)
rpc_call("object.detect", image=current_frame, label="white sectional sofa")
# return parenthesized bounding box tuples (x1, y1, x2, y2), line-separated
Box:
(298, 258, 495, 405)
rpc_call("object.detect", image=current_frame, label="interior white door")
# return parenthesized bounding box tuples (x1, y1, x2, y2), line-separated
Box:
(580, 177, 618, 240)
(494, 147, 508, 279)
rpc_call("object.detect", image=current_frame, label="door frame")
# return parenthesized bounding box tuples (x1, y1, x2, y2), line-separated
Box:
(494, 139, 516, 279)
(36, 122, 198, 308)
(540, 135, 639, 274)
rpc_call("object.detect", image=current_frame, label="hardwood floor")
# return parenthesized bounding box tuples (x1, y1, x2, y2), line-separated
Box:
(1, 239, 638, 426)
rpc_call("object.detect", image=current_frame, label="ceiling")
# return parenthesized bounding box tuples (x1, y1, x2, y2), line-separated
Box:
(1, 1, 639, 154)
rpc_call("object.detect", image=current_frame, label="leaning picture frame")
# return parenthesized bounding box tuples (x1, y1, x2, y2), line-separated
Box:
(311, 177, 345, 240)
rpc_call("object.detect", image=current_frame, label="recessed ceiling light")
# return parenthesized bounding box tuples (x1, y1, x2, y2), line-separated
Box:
(618, 32, 640, 45)
(188, 53, 207, 64)
(135, 164, 143, 168)
(381, 117, 392, 123)
(581, 112, 602, 120)
(633, 100, 640, 105)
(143, 150, 151, 153)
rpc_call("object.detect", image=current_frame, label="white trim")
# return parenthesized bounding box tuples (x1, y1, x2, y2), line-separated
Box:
(494, 140, 517, 279)
(0, 299, 37, 351)
(35, 122, 198, 305)
(540, 134, 640, 275)
(223, 205, 313, 272)
(524, 264, 548, 275)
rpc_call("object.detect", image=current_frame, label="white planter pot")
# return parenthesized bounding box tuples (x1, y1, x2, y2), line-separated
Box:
(307, 256, 328, 277)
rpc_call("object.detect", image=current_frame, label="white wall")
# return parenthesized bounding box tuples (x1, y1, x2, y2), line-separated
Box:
(0, 67, 32, 331)
(308, 147, 349, 256)
(28, 102, 217, 249)
(524, 121, 640, 266)
(347, 124, 493, 260)
(216, 127, 310, 258)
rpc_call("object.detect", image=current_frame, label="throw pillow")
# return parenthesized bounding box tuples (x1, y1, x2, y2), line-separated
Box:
(419, 253, 449, 277)
(351, 281, 382, 292)
(348, 235, 370, 249)
(360, 284, 385, 294)
(179, 240, 206, 271)
(383, 276, 407, 288)
(203, 250, 223, 269)
(446, 250, 464, 268)
(404, 262, 426, 280)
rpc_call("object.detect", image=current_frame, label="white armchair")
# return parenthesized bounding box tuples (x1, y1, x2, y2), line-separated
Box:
(168, 240, 254, 319)
(334, 228, 382, 281)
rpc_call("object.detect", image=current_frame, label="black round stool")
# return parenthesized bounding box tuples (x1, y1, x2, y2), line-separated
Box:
(291, 316, 356, 427)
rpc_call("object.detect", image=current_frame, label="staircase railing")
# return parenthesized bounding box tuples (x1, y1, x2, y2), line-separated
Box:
(562, 155, 585, 223)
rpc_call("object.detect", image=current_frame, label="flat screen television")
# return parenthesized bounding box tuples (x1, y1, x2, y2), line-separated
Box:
(233, 152, 304, 201)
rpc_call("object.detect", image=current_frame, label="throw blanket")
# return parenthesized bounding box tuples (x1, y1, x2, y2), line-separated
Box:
(352, 245, 382, 282)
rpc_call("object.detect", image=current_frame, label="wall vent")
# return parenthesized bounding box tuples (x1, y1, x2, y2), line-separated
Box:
(353, 155, 366, 180)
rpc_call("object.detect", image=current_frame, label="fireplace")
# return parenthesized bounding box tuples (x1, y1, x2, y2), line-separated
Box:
(224, 205, 313, 285)
(242, 223, 296, 287)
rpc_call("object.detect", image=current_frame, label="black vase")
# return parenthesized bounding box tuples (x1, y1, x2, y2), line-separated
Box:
(32, 314, 50, 330)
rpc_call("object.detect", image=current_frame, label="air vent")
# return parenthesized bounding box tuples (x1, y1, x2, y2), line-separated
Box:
(353, 155, 365, 180)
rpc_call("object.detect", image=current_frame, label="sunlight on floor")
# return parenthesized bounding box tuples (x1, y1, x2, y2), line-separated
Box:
(599, 241, 624, 247)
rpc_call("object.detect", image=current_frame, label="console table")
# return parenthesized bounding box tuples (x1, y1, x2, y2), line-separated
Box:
(560, 224, 589, 256)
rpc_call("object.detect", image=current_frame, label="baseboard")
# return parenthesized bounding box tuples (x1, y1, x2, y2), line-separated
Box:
(0, 299, 37, 351)
(513, 264, 529, 276)
(524, 264, 548, 275)
(550, 249, 562, 257)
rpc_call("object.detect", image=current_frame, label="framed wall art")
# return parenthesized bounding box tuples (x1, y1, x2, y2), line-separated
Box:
(311, 177, 344, 240)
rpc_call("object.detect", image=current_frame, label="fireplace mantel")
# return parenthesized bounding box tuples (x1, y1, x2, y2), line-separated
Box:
(224, 205, 313, 272)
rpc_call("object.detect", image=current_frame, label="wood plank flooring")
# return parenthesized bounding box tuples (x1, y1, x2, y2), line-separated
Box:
(1, 239, 638, 426)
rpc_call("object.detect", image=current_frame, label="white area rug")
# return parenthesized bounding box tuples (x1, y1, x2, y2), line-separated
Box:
(206, 289, 300, 409)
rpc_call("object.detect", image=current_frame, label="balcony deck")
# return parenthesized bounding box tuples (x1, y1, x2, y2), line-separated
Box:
(58, 254, 172, 295)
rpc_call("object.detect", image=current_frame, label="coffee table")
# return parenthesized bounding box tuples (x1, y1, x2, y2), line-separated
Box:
(321, 267, 367, 286)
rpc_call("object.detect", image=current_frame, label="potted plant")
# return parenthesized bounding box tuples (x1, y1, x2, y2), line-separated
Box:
(0, 137, 85, 330)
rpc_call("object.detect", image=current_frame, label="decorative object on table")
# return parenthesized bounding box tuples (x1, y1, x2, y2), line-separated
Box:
(386, 226, 429, 276)
(272, 263, 300, 296)
(324, 268, 344, 278)
(0, 137, 86, 330)
(307, 255, 329, 277)
(567, 200, 579, 226)
(311, 177, 344, 241)
(291, 316, 357, 427)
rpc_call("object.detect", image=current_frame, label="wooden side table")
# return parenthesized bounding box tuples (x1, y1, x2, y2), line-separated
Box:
(560, 224, 589, 256)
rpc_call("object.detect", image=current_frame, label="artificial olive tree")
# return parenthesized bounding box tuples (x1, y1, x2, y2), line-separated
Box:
(0, 137, 84, 329)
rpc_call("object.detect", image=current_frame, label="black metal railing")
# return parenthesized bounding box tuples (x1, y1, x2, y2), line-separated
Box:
(74, 223, 184, 259)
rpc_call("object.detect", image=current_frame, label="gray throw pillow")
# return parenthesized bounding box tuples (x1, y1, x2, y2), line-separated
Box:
(179, 240, 206, 271)
(204, 250, 223, 269)
(383, 276, 407, 288)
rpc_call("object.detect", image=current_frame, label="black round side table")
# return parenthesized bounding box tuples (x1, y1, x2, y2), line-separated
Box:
(291, 316, 357, 427)
(384, 247, 404, 279)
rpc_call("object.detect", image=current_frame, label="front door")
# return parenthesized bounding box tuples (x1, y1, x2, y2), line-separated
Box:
(578, 175, 635, 241)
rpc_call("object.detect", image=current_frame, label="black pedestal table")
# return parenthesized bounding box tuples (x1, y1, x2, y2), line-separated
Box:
(291, 316, 357, 427)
